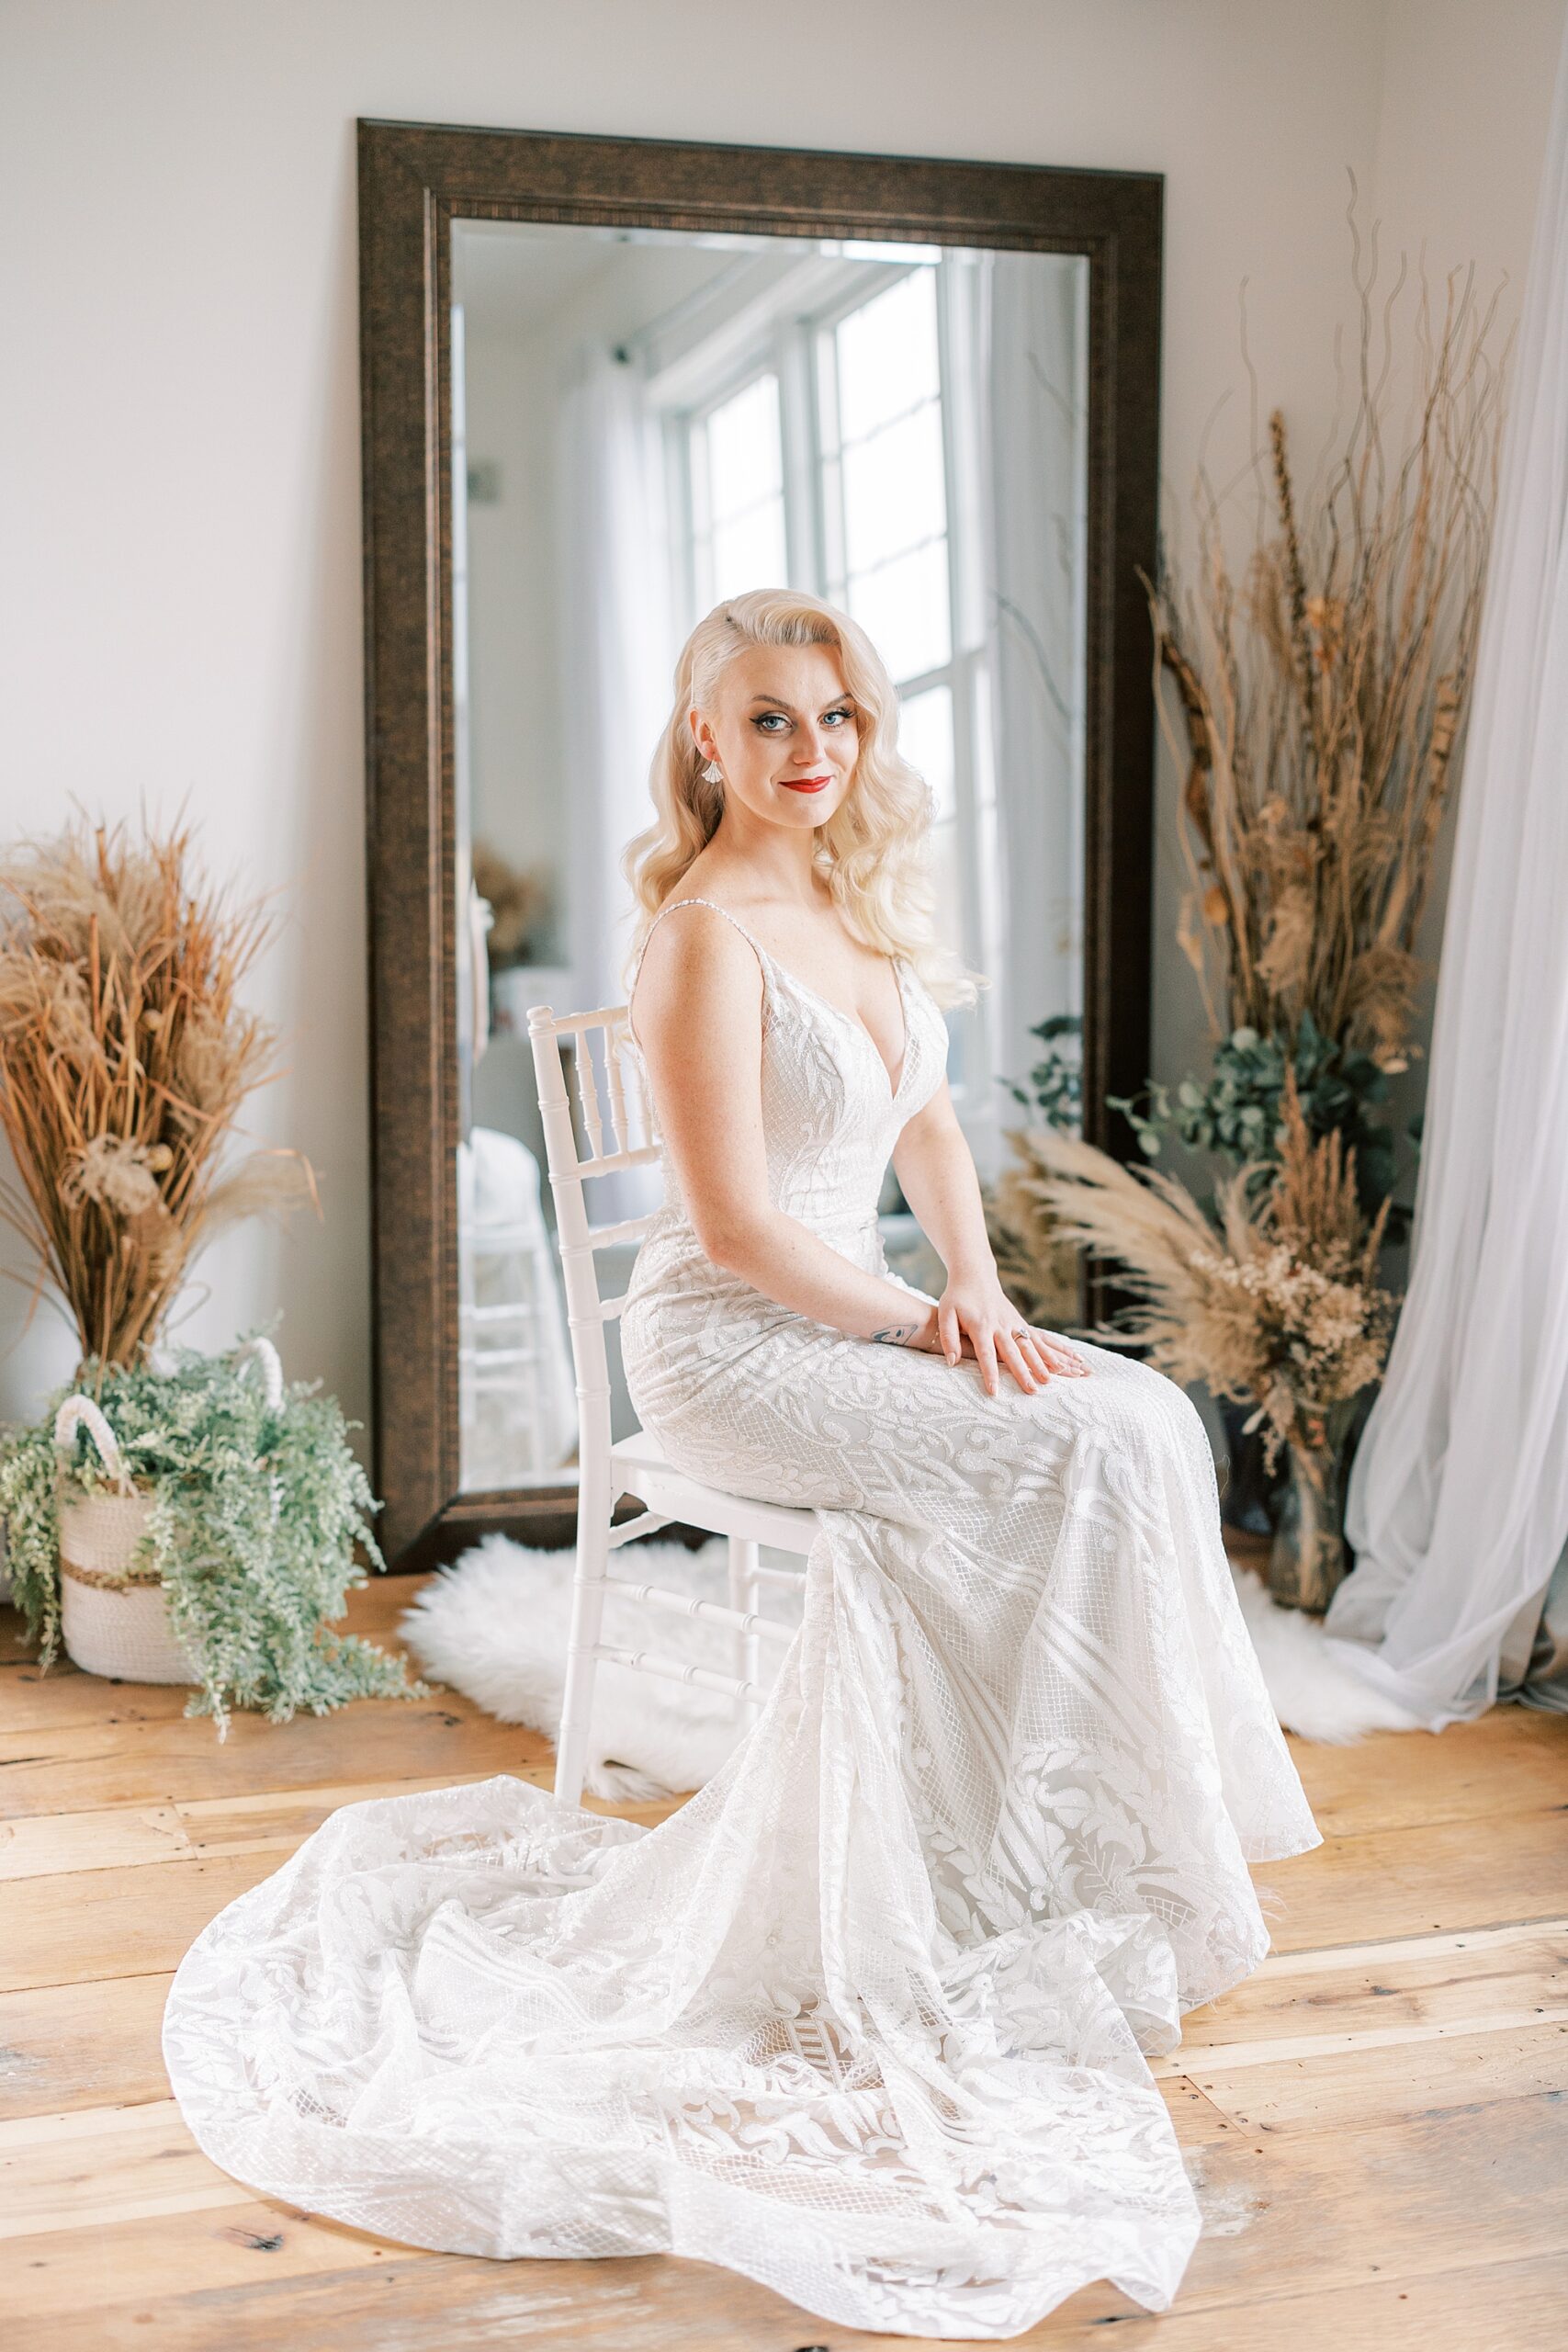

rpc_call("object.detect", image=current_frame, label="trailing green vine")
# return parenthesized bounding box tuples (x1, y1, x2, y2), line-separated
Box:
(0, 1329, 432, 1736)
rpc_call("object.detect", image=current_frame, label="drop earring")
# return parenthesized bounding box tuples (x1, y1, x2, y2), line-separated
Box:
(703, 760, 723, 785)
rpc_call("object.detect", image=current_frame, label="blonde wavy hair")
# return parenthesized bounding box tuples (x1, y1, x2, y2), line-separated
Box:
(621, 587, 984, 1011)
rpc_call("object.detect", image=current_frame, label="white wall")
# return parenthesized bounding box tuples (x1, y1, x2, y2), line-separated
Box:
(1, 0, 1562, 1455)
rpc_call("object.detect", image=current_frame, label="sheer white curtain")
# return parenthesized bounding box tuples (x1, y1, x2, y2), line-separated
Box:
(976, 251, 1089, 1105)
(1322, 12, 1568, 1729)
(556, 344, 674, 1222)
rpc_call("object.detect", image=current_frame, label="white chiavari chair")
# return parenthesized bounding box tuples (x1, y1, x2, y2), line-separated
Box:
(527, 997, 815, 1811)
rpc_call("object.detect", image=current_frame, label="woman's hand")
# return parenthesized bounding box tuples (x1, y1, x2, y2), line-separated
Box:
(888, 1086, 1091, 1396)
(911, 1274, 1092, 1396)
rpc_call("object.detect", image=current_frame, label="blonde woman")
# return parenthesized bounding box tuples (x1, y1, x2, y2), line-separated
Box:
(161, 590, 1320, 2343)
(622, 592, 1089, 1400)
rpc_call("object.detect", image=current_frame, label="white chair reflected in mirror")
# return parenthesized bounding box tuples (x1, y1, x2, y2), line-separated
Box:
(456, 1126, 579, 1488)
(528, 997, 816, 1811)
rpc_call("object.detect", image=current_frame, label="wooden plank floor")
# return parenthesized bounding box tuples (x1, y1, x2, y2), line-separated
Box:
(3, 1553, 1566, 2351)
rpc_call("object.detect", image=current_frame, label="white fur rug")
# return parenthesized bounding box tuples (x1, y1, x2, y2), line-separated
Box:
(399, 1535, 799, 1801)
(399, 1532, 1426, 1803)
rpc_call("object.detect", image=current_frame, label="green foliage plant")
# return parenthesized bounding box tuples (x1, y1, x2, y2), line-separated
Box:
(1000, 1012, 1083, 1135)
(1108, 1012, 1418, 1233)
(0, 1329, 431, 1737)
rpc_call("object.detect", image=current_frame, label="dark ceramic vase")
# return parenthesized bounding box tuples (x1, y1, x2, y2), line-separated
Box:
(1266, 1394, 1369, 1614)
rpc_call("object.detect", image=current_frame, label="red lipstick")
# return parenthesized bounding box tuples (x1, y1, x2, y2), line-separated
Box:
(781, 775, 832, 793)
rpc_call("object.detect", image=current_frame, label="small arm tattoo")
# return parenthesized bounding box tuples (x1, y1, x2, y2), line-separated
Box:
(868, 1320, 923, 1345)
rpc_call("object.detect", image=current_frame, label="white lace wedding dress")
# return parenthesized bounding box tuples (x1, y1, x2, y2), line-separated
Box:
(161, 895, 1322, 2340)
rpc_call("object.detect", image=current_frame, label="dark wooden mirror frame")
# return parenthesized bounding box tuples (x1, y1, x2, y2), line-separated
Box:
(357, 116, 1163, 1571)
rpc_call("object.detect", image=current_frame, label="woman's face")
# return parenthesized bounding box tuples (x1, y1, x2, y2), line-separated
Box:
(690, 641, 862, 833)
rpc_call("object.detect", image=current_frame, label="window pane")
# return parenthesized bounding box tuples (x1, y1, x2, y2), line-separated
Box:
(849, 537, 952, 683)
(841, 400, 946, 577)
(835, 272, 940, 443)
(712, 501, 787, 601)
(706, 375, 782, 518)
(898, 684, 955, 822)
(929, 817, 964, 957)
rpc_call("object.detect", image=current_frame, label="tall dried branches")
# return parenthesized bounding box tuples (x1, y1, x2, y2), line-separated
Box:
(1146, 202, 1509, 1068)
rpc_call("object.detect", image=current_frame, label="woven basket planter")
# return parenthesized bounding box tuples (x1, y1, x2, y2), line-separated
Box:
(53, 1337, 284, 1685)
(57, 1481, 196, 1682)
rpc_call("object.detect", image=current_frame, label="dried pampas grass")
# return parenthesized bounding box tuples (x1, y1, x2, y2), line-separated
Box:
(0, 807, 320, 1380)
(1010, 1070, 1396, 1475)
(987, 1170, 1085, 1329)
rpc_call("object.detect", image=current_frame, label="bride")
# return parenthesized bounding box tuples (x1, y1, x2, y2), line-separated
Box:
(162, 588, 1322, 2341)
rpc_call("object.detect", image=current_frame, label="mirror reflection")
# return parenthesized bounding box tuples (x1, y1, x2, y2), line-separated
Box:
(451, 218, 1089, 1491)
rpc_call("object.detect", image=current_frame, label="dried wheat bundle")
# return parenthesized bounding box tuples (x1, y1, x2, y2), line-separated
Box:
(1148, 203, 1508, 1068)
(1012, 1069, 1396, 1473)
(0, 808, 319, 1378)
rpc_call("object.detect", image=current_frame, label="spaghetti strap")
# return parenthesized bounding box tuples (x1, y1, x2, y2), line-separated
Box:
(631, 895, 771, 1001)
(639, 895, 769, 968)
(627, 897, 772, 1049)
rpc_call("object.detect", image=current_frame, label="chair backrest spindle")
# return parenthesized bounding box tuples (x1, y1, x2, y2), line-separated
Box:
(572, 1035, 606, 1161)
(604, 1016, 634, 1155)
(526, 1003, 666, 1504)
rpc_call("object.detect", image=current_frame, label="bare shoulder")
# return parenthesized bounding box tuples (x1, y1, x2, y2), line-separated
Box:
(631, 898, 763, 1051)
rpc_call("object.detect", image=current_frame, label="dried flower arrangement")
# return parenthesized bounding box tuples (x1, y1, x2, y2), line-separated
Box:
(0, 808, 423, 1717)
(1010, 1071, 1398, 1607)
(989, 204, 1507, 1602)
(1013, 1071, 1396, 1470)
(0, 808, 317, 1374)
(471, 838, 557, 967)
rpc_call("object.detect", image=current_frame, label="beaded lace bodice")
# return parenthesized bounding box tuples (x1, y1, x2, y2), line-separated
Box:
(624, 893, 951, 1281)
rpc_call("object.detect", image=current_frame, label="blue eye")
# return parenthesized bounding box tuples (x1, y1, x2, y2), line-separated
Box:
(754, 707, 854, 731)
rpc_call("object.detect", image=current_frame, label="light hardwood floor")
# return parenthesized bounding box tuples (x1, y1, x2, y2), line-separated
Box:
(3, 1550, 1565, 2351)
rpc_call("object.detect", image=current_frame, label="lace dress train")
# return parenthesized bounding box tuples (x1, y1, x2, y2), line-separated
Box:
(161, 896, 1322, 2340)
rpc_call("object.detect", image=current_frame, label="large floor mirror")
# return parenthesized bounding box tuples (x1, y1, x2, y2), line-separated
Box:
(359, 122, 1161, 1567)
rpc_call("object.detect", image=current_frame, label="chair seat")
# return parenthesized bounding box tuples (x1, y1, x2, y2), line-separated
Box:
(610, 1429, 818, 1554)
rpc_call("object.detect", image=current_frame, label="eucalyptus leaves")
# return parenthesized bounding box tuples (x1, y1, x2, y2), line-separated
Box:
(1110, 1012, 1417, 1235)
(0, 1333, 430, 1736)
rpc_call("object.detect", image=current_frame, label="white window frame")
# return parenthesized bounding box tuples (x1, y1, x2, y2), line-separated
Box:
(655, 255, 1002, 1131)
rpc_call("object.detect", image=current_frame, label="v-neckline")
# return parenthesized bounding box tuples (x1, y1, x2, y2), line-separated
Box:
(757, 945, 910, 1102)
(640, 896, 912, 1102)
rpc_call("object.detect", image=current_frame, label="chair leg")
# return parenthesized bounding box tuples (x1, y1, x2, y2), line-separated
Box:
(554, 1493, 612, 1809)
(728, 1534, 762, 1725)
